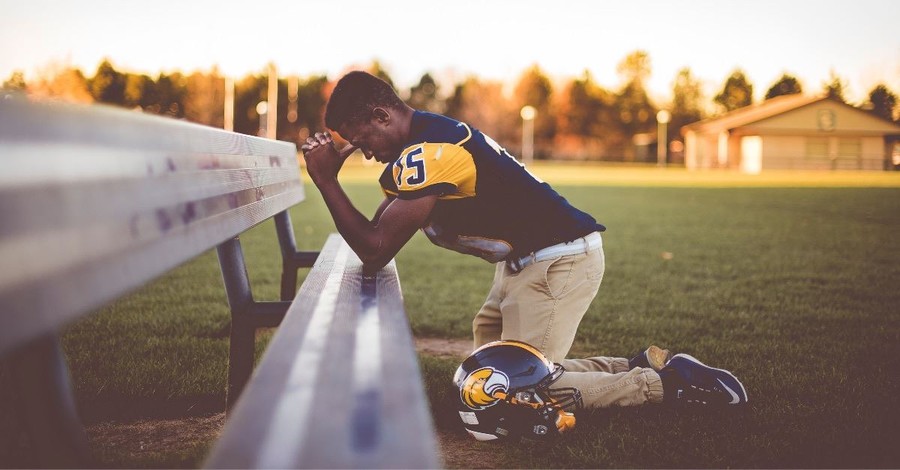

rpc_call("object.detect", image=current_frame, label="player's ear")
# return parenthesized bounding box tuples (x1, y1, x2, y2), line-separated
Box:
(371, 107, 391, 124)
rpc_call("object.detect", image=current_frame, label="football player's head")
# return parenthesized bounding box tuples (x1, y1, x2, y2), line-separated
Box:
(453, 340, 583, 441)
(325, 71, 412, 163)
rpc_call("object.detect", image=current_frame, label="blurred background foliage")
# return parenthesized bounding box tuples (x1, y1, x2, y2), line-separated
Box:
(2, 51, 897, 162)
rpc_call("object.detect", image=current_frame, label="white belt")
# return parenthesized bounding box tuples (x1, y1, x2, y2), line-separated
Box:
(506, 232, 603, 273)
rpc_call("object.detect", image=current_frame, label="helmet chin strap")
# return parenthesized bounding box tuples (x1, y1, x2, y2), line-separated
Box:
(492, 390, 543, 410)
(492, 390, 578, 433)
(491, 390, 541, 409)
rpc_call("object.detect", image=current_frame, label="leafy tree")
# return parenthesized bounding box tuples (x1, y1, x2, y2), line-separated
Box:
(555, 71, 620, 160)
(29, 65, 93, 103)
(123, 73, 156, 110)
(617, 50, 651, 85)
(615, 81, 655, 133)
(443, 81, 466, 121)
(278, 74, 329, 144)
(407, 73, 443, 114)
(670, 67, 705, 138)
(558, 71, 612, 137)
(296, 75, 328, 132)
(89, 59, 126, 105)
(823, 70, 847, 102)
(867, 84, 898, 122)
(368, 60, 395, 90)
(2, 70, 26, 92)
(765, 73, 803, 100)
(184, 68, 224, 127)
(671, 67, 704, 122)
(233, 73, 267, 136)
(614, 51, 656, 137)
(152, 72, 187, 118)
(445, 76, 516, 149)
(515, 65, 553, 109)
(558, 76, 594, 137)
(714, 69, 753, 113)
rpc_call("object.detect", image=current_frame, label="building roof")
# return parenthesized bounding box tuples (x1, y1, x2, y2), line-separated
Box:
(682, 94, 827, 135)
(682, 93, 900, 137)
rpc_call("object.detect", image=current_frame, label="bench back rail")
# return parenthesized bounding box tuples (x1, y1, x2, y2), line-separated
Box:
(0, 99, 303, 355)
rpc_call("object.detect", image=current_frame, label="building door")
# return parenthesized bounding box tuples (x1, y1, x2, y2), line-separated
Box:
(836, 138, 862, 169)
(741, 136, 762, 174)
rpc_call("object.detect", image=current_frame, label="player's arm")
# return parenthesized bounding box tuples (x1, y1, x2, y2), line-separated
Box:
(372, 196, 394, 223)
(317, 180, 434, 270)
(303, 135, 434, 271)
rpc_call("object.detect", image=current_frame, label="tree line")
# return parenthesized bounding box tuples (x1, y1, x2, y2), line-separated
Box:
(3, 52, 897, 162)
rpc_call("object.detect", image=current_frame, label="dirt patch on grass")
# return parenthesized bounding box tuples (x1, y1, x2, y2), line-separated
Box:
(415, 336, 472, 359)
(85, 413, 224, 462)
(436, 429, 508, 469)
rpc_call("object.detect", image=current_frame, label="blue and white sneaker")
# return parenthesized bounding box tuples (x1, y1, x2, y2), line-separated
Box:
(660, 354, 748, 406)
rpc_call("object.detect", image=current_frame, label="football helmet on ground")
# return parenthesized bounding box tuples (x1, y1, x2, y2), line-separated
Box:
(453, 340, 582, 441)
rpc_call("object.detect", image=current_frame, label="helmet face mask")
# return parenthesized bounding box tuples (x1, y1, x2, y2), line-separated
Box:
(453, 340, 583, 441)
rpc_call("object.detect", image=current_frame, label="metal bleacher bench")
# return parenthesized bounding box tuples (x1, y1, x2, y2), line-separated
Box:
(0, 99, 439, 469)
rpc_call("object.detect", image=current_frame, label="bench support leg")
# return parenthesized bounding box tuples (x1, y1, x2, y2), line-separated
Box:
(217, 237, 256, 412)
(274, 210, 318, 301)
(7, 334, 91, 467)
(217, 235, 296, 412)
(217, 213, 323, 412)
(226, 314, 255, 413)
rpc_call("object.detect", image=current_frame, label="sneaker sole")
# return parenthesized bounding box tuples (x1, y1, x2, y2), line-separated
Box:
(670, 353, 748, 404)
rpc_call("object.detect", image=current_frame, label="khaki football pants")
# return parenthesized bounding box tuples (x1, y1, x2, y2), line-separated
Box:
(472, 239, 664, 408)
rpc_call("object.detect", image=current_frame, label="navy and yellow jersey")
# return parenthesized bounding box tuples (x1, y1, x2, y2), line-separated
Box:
(379, 111, 605, 263)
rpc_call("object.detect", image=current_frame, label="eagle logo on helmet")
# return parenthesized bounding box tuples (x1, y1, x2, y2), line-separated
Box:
(461, 367, 510, 410)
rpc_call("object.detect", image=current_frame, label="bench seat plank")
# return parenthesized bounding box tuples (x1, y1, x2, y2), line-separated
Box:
(0, 99, 303, 355)
(206, 234, 440, 469)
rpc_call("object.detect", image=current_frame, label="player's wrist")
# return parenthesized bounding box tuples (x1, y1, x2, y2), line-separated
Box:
(311, 174, 341, 189)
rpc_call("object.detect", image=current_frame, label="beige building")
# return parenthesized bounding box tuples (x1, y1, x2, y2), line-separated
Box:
(682, 94, 900, 173)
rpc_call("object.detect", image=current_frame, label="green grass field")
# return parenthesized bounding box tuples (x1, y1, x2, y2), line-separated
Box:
(7, 165, 900, 468)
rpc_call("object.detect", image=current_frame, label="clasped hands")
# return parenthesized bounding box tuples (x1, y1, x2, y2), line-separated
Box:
(300, 131, 357, 185)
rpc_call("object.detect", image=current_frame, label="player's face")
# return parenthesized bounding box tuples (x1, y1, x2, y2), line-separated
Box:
(337, 119, 403, 164)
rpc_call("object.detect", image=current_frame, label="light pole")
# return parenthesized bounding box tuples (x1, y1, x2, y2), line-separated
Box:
(520, 105, 536, 164)
(266, 62, 278, 139)
(256, 101, 268, 137)
(656, 110, 671, 167)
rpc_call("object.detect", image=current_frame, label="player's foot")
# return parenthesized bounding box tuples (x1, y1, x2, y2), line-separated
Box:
(659, 354, 748, 406)
(628, 345, 672, 371)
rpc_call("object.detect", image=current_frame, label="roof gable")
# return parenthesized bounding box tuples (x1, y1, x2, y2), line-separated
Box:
(749, 99, 900, 134)
(682, 94, 900, 135)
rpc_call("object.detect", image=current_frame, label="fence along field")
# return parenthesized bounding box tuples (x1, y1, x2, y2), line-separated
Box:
(3, 168, 899, 468)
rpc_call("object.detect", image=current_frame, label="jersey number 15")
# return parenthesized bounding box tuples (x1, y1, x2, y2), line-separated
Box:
(395, 147, 426, 186)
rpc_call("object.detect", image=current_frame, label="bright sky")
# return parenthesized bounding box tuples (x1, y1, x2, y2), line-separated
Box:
(1, 0, 897, 104)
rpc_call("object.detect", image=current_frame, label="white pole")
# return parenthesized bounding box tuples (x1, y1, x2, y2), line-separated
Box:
(287, 75, 299, 123)
(224, 76, 234, 132)
(256, 101, 268, 137)
(656, 110, 670, 167)
(267, 62, 278, 139)
(520, 105, 536, 164)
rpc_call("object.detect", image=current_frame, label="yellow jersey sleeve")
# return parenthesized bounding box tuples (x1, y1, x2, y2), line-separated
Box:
(392, 143, 476, 200)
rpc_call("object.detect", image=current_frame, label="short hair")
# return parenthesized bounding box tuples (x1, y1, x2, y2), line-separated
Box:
(325, 71, 405, 130)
